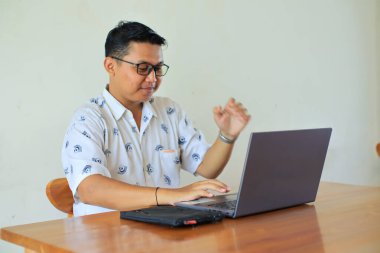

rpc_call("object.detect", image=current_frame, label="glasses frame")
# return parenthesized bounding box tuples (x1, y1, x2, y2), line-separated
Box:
(111, 56, 169, 77)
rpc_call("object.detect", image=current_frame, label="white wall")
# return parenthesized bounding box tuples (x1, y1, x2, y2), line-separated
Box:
(1, 0, 379, 252)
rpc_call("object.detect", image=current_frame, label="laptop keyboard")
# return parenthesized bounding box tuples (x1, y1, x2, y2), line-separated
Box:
(208, 200, 237, 210)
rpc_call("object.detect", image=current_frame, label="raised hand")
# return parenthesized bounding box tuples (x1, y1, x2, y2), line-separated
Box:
(213, 98, 251, 140)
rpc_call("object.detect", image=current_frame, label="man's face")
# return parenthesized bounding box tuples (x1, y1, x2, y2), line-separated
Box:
(107, 42, 164, 107)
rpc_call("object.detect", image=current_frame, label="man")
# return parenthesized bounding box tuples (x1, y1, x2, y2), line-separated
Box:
(62, 21, 250, 216)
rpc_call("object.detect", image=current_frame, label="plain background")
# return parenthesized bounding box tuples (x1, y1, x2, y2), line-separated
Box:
(1, 0, 379, 252)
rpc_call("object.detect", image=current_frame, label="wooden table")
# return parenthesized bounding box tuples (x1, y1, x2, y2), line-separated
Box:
(1, 182, 380, 253)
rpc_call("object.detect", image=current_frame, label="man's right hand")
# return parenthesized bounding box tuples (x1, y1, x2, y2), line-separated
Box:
(158, 179, 231, 205)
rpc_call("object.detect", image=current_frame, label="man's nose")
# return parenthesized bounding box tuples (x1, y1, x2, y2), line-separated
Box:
(145, 69, 157, 83)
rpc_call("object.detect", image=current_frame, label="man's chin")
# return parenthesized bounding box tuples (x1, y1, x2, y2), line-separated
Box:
(139, 91, 154, 102)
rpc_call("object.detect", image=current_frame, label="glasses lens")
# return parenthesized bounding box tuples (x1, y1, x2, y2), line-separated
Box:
(137, 64, 152, 75)
(136, 63, 169, 76)
(155, 65, 168, 76)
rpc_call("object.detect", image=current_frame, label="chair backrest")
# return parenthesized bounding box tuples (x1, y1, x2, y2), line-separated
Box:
(46, 178, 74, 217)
(377, 143, 380, 157)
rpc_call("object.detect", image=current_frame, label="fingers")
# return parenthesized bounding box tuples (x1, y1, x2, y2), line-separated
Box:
(173, 180, 231, 204)
(225, 106, 250, 122)
(213, 106, 223, 118)
(224, 98, 251, 122)
(213, 98, 251, 139)
(192, 179, 231, 194)
(216, 98, 250, 118)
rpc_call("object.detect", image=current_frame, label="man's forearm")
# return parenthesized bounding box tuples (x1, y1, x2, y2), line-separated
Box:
(76, 174, 230, 210)
(196, 137, 234, 179)
(78, 175, 158, 210)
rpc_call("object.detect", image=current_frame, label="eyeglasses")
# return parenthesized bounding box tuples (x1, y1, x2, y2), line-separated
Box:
(111, 56, 169, 77)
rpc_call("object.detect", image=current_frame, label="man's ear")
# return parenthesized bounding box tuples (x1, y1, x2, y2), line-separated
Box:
(104, 57, 116, 76)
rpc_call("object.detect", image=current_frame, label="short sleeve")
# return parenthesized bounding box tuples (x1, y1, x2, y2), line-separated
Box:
(61, 105, 111, 198)
(175, 103, 211, 174)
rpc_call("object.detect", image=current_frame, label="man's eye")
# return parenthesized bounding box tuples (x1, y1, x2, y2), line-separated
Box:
(138, 64, 150, 71)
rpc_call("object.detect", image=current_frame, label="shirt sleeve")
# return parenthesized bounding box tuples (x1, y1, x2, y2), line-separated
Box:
(174, 102, 211, 174)
(61, 105, 111, 199)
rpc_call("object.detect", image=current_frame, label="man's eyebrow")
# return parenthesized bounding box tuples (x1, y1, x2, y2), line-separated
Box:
(137, 60, 164, 65)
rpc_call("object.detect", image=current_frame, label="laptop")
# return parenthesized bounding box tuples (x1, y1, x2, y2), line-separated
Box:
(176, 128, 332, 218)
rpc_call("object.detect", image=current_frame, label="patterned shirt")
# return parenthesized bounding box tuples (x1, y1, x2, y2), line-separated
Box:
(61, 88, 210, 216)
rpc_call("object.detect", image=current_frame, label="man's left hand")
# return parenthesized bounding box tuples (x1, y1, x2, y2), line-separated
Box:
(213, 98, 251, 140)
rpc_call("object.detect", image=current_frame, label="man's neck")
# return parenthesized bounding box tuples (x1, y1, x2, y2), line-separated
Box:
(120, 100, 143, 130)
(107, 84, 143, 127)
(126, 102, 143, 116)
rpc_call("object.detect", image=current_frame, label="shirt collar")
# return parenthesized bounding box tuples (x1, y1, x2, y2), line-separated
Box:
(102, 87, 127, 121)
(102, 86, 158, 121)
(142, 98, 158, 119)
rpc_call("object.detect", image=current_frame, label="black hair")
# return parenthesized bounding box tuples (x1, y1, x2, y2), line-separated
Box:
(105, 21, 167, 57)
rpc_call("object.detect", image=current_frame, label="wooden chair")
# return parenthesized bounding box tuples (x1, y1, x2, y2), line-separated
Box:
(24, 179, 74, 253)
(377, 143, 380, 157)
(45, 178, 74, 217)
